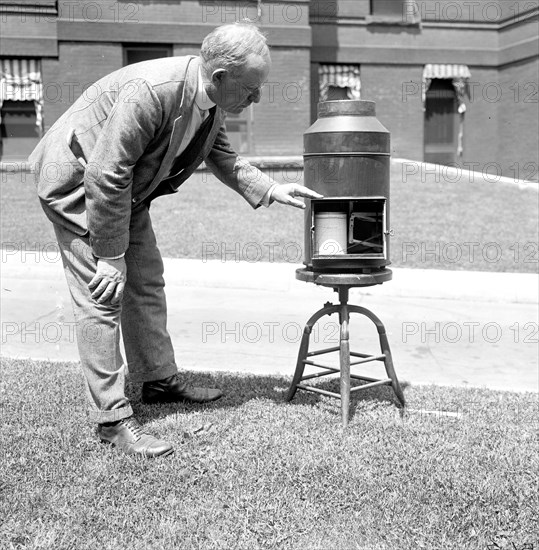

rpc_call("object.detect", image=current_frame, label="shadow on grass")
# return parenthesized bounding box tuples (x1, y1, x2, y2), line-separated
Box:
(0, 357, 409, 427)
(125, 370, 410, 424)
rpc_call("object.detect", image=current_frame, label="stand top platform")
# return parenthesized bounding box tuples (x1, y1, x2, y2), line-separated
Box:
(296, 268, 392, 288)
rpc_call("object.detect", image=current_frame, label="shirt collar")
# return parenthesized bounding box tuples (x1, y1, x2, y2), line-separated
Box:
(195, 67, 216, 111)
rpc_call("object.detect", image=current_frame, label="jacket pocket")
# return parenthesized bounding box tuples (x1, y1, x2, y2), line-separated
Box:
(36, 132, 86, 199)
(35, 131, 89, 235)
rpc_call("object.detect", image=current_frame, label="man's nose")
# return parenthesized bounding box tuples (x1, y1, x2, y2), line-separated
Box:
(250, 88, 261, 103)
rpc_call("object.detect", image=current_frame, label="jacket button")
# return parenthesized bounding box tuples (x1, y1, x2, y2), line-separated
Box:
(132, 197, 137, 203)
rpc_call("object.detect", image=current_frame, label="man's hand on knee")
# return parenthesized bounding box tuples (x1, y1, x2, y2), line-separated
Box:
(89, 257, 127, 305)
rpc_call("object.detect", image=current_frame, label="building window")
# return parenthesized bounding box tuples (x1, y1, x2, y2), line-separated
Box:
(370, 0, 405, 17)
(319, 65, 361, 102)
(225, 106, 253, 154)
(327, 86, 350, 101)
(123, 45, 172, 66)
(0, 100, 40, 160)
(368, 0, 420, 24)
(0, 59, 43, 161)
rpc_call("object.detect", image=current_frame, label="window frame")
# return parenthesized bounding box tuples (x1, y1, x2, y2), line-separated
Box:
(122, 44, 173, 66)
(370, 0, 405, 17)
(367, 0, 421, 26)
(0, 99, 40, 160)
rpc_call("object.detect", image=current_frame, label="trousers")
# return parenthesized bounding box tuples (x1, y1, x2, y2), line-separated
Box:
(53, 205, 178, 423)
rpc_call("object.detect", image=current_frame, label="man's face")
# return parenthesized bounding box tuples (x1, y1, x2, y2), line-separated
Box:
(208, 54, 271, 114)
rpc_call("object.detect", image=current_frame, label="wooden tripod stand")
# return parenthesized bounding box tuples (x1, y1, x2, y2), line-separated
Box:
(287, 269, 406, 427)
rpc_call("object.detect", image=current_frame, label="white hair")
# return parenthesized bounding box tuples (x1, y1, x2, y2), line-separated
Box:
(200, 22, 270, 77)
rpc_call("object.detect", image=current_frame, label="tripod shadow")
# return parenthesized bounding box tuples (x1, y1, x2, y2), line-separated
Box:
(125, 370, 410, 425)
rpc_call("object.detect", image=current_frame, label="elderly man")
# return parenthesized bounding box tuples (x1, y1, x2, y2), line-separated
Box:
(29, 22, 320, 458)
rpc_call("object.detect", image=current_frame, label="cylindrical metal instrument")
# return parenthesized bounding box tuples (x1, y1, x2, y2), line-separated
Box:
(303, 100, 391, 272)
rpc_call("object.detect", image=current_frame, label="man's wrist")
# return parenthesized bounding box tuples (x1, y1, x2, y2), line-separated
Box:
(260, 183, 278, 208)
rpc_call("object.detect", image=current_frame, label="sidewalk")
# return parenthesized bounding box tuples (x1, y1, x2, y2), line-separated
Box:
(1, 252, 537, 393)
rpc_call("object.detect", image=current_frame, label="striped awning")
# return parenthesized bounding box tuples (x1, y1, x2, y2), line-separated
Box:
(1, 59, 42, 100)
(423, 64, 472, 80)
(422, 63, 472, 108)
(0, 59, 44, 134)
(319, 64, 361, 101)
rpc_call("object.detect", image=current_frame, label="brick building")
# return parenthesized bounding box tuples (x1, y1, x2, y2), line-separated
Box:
(310, 0, 539, 181)
(0, 0, 538, 180)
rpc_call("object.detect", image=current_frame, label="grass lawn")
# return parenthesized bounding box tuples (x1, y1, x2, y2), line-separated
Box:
(1, 164, 537, 273)
(1, 357, 538, 550)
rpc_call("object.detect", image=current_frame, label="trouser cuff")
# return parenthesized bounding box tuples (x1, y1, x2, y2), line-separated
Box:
(127, 363, 178, 384)
(90, 404, 134, 424)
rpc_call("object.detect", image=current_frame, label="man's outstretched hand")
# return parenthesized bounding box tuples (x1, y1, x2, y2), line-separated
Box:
(88, 257, 126, 305)
(271, 184, 323, 209)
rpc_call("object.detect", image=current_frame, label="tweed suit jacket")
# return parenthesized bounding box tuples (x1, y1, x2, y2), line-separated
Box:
(29, 56, 274, 258)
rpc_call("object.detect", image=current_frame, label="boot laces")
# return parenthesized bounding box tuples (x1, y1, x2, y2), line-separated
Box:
(121, 417, 147, 441)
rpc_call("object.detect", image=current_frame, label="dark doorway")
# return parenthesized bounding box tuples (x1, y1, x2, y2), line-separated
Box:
(424, 79, 458, 165)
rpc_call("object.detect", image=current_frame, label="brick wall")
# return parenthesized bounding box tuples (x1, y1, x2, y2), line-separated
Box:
(358, 63, 537, 180)
(356, 62, 536, 183)
(33, 0, 310, 156)
(461, 63, 539, 181)
(360, 64, 425, 160)
(497, 58, 539, 181)
(174, 45, 309, 155)
(6, 0, 536, 166)
(309, 0, 538, 178)
(415, 0, 532, 23)
(253, 48, 310, 155)
(460, 67, 500, 172)
(41, 42, 123, 131)
(40, 42, 308, 156)
(172, 45, 199, 57)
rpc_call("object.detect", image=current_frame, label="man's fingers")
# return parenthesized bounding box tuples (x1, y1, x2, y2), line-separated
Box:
(287, 199, 306, 209)
(90, 278, 109, 300)
(88, 274, 101, 290)
(294, 186, 323, 199)
(88, 258, 127, 304)
(110, 282, 125, 306)
(96, 281, 119, 304)
(272, 184, 322, 208)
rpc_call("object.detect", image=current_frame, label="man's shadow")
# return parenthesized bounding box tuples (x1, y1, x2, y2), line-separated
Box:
(126, 370, 410, 425)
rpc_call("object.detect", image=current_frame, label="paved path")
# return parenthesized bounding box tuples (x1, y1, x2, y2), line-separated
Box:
(1, 253, 537, 393)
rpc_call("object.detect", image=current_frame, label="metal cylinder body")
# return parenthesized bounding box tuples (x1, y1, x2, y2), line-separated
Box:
(303, 100, 391, 272)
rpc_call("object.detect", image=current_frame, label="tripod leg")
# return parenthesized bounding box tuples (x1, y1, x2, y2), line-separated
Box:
(348, 305, 406, 408)
(286, 304, 340, 402)
(286, 325, 311, 402)
(340, 308, 351, 427)
(379, 331, 406, 408)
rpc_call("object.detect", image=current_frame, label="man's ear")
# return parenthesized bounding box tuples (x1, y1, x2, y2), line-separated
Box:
(211, 69, 227, 85)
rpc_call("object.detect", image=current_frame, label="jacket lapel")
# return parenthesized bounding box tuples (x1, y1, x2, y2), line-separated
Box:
(141, 56, 200, 199)
(157, 107, 224, 191)
(202, 108, 224, 158)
